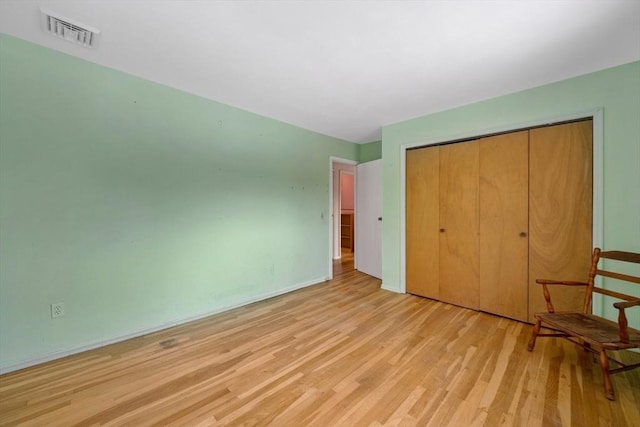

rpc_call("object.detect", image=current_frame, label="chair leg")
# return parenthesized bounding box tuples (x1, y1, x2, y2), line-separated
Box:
(527, 319, 542, 352)
(598, 349, 615, 401)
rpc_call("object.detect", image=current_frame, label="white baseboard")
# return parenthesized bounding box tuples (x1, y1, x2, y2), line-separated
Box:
(381, 282, 402, 293)
(0, 277, 325, 374)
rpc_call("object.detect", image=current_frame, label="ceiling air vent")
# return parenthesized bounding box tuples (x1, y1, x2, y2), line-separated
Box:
(40, 8, 101, 48)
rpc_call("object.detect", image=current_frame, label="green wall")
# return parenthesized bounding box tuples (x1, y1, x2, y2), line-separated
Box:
(358, 140, 382, 162)
(0, 34, 358, 371)
(2, 33, 637, 371)
(382, 61, 640, 326)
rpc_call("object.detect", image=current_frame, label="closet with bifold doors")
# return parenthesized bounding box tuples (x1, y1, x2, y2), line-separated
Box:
(406, 120, 593, 323)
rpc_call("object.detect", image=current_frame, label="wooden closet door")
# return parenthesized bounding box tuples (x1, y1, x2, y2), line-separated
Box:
(529, 120, 593, 322)
(479, 131, 529, 321)
(406, 146, 440, 299)
(439, 141, 479, 309)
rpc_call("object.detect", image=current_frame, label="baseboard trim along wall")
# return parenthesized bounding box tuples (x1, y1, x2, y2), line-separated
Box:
(381, 283, 401, 293)
(0, 277, 326, 374)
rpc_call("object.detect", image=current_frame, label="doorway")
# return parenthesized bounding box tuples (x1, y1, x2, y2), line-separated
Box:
(332, 160, 355, 261)
(329, 157, 383, 281)
(330, 158, 357, 278)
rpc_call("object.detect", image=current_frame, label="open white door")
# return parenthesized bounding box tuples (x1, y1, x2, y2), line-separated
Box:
(355, 159, 382, 279)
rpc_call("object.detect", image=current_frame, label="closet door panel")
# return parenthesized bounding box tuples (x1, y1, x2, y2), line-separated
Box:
(529, 120, 593, 322)
(479, 131, 529, 321)
(406, 147, 440, 299)
(439, 141, 479, 309)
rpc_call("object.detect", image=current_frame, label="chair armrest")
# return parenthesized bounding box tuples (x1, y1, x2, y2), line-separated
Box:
(612, 299, 640, 343)
(613, 299, 640, 309)
(534, 280, 587, 313)
(535, 279, 588, 286)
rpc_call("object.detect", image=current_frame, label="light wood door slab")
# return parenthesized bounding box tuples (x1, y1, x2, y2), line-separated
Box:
(479, 131, 529, 321)
(529, 120, 593, 322)
(406, 146, 440, 298)
(439, 140, 479, 309)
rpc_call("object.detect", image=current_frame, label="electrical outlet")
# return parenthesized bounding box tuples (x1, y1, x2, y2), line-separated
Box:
(51, 302, 65, 318)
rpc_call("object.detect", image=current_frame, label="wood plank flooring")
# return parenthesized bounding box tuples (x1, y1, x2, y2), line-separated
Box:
(1, 252, 639, 426)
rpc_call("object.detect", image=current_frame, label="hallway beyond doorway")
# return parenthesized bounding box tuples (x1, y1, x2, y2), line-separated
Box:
(333, 249, 354, 277)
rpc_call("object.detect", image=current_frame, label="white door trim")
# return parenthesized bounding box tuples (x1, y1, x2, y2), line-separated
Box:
(398, 109, 604, 301)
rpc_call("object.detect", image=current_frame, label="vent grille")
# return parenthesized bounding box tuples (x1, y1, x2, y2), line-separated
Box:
(40, 9, 101, 48)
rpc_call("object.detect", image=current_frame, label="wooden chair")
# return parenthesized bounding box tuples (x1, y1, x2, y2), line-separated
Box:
(527, 248, 640, 400)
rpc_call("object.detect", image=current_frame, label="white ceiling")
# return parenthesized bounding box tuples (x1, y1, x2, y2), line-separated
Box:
(1, 1, 639, 143)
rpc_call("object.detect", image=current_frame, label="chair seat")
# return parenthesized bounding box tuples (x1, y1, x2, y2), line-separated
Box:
(534, 312, 640, 349)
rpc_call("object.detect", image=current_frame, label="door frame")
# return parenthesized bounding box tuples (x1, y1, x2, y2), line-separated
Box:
(328, 156, 358, 280)
(398, 109, 604, 299)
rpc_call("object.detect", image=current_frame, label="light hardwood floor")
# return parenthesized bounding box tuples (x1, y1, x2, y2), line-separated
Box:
(1, 253, 639, 426)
